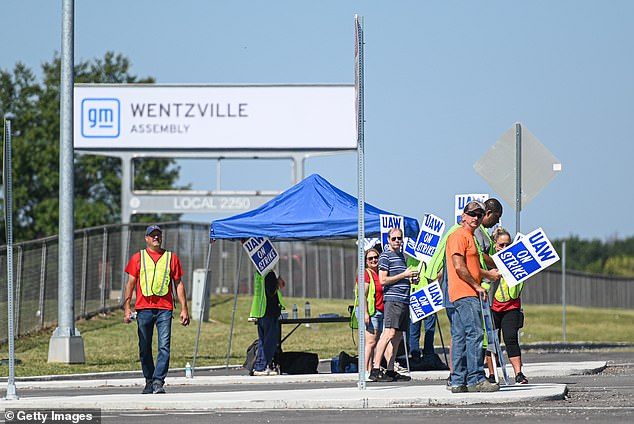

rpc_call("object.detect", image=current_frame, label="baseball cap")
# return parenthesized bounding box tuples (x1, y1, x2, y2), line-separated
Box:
(145, 225, 162, 236)
(463, 200, 486, 214)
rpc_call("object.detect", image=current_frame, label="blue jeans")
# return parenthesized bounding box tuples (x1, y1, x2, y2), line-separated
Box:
(137, 308, 173, 384)
(355, 309, 384, 334)
(408, 313, 437, 357)
(450, 297, 486, 387)
(255, 315, 280, 372)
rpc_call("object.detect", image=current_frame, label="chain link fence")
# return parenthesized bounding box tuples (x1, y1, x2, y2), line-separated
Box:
(0, 222, 358, 344)
(1, 221, 632, 344)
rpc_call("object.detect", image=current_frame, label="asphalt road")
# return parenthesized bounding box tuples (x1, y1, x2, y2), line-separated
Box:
(5, 349, 633, 424)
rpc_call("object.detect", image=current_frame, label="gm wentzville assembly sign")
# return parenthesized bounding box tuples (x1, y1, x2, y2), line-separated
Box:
(73, 84, 356, 150)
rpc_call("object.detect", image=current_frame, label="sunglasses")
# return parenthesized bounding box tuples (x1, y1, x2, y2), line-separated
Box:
(390, 236, 403, 241)
(147, 233, 162, 239)
(498, 243, 510, 248)
(464, 211, 484, 219)
(367, 256, 379, 261)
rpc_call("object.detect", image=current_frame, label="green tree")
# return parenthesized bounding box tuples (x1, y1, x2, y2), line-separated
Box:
(552, 235, 634, 276)
(603, 255, 634, 277)
(1, 52, 182, 242)
(552, 236, 606, 273)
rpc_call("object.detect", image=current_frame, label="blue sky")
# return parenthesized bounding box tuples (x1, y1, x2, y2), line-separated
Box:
(3, 0, 633, 241)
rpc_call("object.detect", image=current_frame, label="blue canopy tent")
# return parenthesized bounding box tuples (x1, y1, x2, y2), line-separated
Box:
(193, 174, 420, 377)
(209, 173, 419, 241)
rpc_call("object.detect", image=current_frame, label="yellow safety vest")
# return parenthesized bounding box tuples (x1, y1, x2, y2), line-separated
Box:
(249, 271, 285, 319)
(139, 249, 172, 297)
(494, 277, 524, 303)
(354, 269, 377, 316)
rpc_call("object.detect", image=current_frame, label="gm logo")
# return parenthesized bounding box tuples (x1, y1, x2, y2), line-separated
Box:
(81, 98, 120, 138)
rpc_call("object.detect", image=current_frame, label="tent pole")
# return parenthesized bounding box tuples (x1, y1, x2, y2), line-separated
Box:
(226, 243, 244, 371)
(192, 239, 214, 377)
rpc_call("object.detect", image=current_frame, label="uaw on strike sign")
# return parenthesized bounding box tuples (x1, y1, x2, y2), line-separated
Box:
(404, 213, 446, 263)
(492, 227, 560, 288)
(409, 281, 444, 323)
(243, 237, 279, 276)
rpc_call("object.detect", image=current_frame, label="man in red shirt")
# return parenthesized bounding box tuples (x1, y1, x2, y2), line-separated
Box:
(123, 225, 190, 394)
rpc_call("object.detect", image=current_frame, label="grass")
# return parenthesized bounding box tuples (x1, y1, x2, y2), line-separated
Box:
(1, 296, 633, 378)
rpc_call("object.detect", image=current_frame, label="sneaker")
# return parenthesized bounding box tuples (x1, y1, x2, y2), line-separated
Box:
(515, 371, 528, 384)
(467, 379, 500, 392)
(369, 368, 393, 382)
(487, 374, 497, 384)
(393, 362, 407, 373)
(451, 385, 468, 393)
(445, 376, 452, 391)
(152, 381, 165, 394)
(266, 367, 279, 376)
(386, 369, 411, 382)
(141, 380, 153, 394)
(253, 368, 270, 376)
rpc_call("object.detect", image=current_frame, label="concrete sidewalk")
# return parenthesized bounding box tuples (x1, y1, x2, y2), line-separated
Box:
(0, 361, 605, 410)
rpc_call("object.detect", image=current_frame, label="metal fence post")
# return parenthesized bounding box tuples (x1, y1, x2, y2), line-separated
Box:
(80, 231, 88, 317)
(100, 227, 109, 312)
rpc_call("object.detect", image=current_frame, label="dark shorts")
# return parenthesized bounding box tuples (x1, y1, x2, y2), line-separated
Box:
(383, 301, 409, 331)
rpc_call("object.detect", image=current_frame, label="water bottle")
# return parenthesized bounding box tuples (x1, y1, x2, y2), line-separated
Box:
(185, 361, 192, 378)
(292, 303, 298, 319)
(126, 312, 137, 324)
(304, 301, 311, 318)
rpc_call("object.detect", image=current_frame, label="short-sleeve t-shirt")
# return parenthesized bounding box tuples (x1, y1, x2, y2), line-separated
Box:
(125, 249, 183, 310)
(378, 250, 409, 304)
(446, 226, 481, 302)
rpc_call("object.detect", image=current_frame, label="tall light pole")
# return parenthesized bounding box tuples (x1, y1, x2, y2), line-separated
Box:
(48, 0, 85, 363)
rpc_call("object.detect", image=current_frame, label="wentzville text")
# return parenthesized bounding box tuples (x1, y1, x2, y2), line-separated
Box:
(128, 102, 249, 135)
(130, 102, 249, 118)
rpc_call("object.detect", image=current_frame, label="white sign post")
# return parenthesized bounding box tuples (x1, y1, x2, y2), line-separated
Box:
(242, 237, 279, 276)
(492, 227, 560, 287)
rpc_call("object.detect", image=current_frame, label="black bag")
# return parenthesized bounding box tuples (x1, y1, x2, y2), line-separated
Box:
(244, 338, 283, 375)
(243, 339, 260, 375)
(278, 351, 319, 374)
(337, 351, 358, 373)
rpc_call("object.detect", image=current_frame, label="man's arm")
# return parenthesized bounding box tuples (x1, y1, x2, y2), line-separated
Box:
(276, 275, 286, 290)
(482, 252, 496, 270)
(174, 278, 190, 326)
(481, 268, 502, 282)
(379, 267, 418, 286)
(451, 253, 487, 299)
(123, 274, 136, 323)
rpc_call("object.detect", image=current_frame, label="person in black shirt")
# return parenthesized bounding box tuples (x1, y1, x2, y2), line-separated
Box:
(253, 271, 285, 376)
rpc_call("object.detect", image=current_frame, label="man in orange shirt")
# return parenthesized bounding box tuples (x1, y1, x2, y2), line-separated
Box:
(446, 201, 501, 393)
(123, 225, 190, 394)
